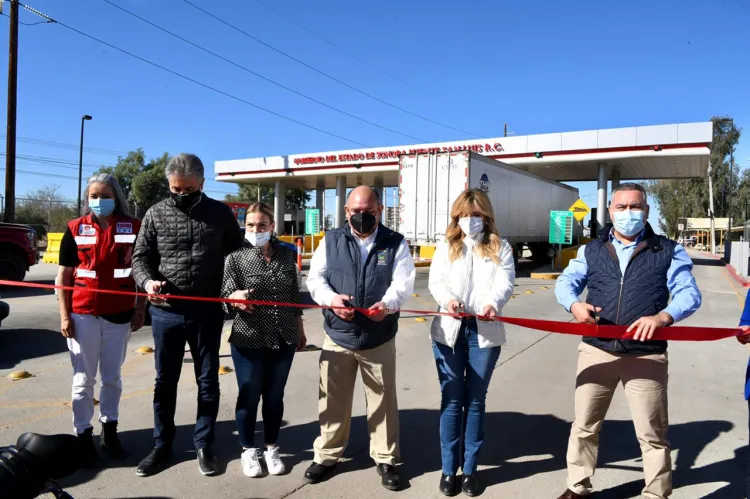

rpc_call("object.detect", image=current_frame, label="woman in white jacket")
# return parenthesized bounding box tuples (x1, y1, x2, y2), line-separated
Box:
(428, 188, 515, 497)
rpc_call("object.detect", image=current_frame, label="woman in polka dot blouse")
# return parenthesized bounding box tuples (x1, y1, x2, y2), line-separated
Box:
(221, 202, 306, 478)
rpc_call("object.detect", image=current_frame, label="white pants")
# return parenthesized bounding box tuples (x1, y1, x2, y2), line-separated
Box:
(67, 314, 130, 434)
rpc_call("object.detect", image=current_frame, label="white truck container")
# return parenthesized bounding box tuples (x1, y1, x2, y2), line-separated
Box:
(398, 151, 579, 261)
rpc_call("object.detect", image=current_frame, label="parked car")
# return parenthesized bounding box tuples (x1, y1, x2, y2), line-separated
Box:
(0, 223, 38, 282)
(0, 300, 9, 326)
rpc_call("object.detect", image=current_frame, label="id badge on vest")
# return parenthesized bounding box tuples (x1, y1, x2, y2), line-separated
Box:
(376, 250, 387, 266)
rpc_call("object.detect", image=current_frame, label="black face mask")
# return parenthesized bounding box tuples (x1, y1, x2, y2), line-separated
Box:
(350, 212, 377, 234)
(171, 190, 201, 210)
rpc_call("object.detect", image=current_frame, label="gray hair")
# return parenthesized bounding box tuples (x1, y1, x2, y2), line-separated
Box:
(81, 173, 132, 218)
(612, 182, 648, 202)
(164, 153, 204, 181)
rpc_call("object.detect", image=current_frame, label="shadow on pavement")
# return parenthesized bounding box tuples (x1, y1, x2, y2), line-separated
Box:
(691, 257, 726, 268)
(0, 279, 56, 299)
(0, 328, 67, 369)
(57, 409, 740, 498)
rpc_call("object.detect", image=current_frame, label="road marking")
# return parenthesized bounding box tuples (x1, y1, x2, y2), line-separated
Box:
(721, 268, 746, 310)
(0, 387, 154, 429)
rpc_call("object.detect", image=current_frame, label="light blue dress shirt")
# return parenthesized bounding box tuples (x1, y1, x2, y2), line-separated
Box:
(555, 230, 702, 323)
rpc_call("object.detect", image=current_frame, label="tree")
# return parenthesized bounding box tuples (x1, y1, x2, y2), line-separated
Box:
(225, 184, 311, 210)
(647, 116, 742, 238)
(15, 185, 77, 237)
(98, 149, 171, 217)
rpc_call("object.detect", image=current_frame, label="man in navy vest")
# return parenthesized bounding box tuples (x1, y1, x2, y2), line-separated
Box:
(305, 186, 416, 491)
(554, 183, 701, 499)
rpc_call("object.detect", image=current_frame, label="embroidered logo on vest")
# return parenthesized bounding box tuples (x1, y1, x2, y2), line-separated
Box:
(116, 222, 133, 234)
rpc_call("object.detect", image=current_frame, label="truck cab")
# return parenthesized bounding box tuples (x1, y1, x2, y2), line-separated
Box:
(0, 222, 38, 282)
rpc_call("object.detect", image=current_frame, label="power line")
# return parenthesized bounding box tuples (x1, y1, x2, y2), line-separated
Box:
(1, 153, 102, 169)
(0, 167, 83, 181)
(180, 0, 483, 138)
(101, 0, 426, 143)
(38, 10, 370, 148)
(253, 0, 496, 124)
(0, 11, 49, 25)
(0, 134, 126, 156)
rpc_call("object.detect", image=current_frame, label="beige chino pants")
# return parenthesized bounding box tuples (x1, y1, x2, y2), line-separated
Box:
(313, 334, 400, 466)
(567, 342, 671, 499)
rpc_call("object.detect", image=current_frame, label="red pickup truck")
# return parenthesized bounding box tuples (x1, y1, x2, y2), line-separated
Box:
(0, 222, 38, 282)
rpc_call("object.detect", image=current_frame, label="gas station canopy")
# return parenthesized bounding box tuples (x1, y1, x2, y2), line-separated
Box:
(215, 122, 713, 188)
(214, 121, 713, 234)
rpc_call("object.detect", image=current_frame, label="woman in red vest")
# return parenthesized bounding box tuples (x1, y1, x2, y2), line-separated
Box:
(57, 173, 146, 467)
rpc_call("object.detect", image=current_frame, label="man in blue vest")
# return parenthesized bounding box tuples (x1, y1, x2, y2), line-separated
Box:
(736, 297, 750, 497)
(305, 185, 416, 491)
(554, 183, 701, 499)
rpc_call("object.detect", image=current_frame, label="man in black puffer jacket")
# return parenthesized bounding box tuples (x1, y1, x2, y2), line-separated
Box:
(132, 153, 242, 478)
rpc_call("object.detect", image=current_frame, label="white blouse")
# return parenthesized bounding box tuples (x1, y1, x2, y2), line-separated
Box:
(428, 235, 515, 348)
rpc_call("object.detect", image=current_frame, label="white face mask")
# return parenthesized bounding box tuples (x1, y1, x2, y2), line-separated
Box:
(245, 230, 271, 247)
(458, 217, 484, 238)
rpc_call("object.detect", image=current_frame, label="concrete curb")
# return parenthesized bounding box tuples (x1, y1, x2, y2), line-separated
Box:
(726, 263, 750, 288)
(694, 251, 749, 288)
(530, 272, 561, 280)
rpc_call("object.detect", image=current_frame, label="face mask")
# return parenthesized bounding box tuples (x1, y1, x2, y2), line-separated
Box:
(612, 210, 646, 237)
(350, 212, 377, 235)
(171, 190, 201, 209)
(245, 230, 271, 247)
(458, 217, 484, 238)
(90, 198, 115, 217)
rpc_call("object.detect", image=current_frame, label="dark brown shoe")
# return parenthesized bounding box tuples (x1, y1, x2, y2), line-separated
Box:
(557, 490, 586, 499)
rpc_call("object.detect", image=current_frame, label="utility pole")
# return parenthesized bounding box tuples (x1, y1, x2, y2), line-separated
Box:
(76, 114, 92, 215)
(727, 118, 735, 256)
(504, 122, 507, 138)
(4, 0, 19, 223)
(708, 162, 716, 255)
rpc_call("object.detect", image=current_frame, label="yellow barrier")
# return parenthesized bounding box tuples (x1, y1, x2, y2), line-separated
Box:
(417, 245, 436, 259)
(555, 245, 580, 271)
(42, 232, 63, 264)
(278, 232, 325, 255)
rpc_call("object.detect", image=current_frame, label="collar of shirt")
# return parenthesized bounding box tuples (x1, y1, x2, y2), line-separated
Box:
(350, 226, 379, 264)
(608, 228, 645, 274)
(608, 228, 644, 248)
(350, 226, 378, 246)
(463, 233, 484, 249)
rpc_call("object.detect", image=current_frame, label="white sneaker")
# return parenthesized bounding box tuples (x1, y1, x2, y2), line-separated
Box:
(263, 446, 285, 475)
(241, 448, 263, 478)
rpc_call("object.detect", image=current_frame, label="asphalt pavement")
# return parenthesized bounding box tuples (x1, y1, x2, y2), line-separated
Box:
(0, 254, 747, 499)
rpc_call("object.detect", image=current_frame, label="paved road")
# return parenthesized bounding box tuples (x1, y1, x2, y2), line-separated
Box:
(0, 255, 747, 498)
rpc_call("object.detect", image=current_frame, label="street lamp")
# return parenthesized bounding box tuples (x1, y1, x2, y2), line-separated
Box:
(77, 114, 93, 216)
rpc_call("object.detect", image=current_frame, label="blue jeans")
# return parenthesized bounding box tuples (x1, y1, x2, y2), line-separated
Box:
(150, 305, 223, 450)
(231, 343, 296, 449)
(432, 318, 501, 475)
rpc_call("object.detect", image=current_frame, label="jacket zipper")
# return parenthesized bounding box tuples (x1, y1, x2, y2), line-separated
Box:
(613, 241, 649, 324)
(185, 196, 202, 287)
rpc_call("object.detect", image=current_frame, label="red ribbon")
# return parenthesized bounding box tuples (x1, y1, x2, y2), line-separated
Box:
(0, 279, 739, 342)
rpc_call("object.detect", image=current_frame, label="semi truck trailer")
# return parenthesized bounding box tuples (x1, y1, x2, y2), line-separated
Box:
(398, 151, 579, 262)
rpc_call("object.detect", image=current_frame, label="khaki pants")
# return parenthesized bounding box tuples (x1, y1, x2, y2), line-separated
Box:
(567, 342, 671, 499)
(313, 335, 400, 466)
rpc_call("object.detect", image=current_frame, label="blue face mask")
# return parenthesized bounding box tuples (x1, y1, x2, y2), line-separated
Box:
(90, 198, 116, 217)
(612, 210, 645, 237)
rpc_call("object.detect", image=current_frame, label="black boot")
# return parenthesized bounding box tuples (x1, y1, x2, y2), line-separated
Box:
(77, 427, 99, 469)
(100, 421, 126, 459)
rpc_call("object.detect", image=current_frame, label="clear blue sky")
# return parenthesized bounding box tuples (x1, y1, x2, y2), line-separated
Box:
(0, 0, 748, 231)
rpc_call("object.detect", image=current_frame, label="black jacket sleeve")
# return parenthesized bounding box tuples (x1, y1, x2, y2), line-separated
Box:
(222, 206, 243, 256)
(131, 208, 161, 290)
